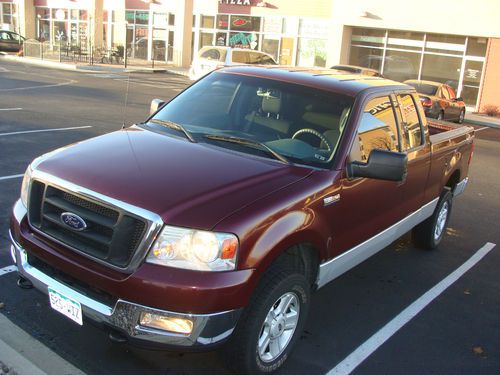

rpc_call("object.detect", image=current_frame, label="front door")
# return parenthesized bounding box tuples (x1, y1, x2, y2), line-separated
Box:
(333, 95, 407, 254)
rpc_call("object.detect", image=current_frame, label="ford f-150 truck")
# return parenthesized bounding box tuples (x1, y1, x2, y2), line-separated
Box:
(9, 66, 474, 374)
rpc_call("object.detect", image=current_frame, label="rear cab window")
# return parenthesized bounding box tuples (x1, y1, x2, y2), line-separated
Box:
(395, 94, 424, 151)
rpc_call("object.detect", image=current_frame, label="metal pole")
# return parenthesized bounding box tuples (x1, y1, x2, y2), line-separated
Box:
(124, 46, 128, 68)
(59, 42, 62, 62)
(152, 46, 155, 69)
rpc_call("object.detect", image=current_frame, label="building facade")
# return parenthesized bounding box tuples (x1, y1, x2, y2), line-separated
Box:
(1, 0, 499, 111)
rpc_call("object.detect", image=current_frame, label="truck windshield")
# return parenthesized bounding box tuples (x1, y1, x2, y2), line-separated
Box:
(150, 71, 354, 169)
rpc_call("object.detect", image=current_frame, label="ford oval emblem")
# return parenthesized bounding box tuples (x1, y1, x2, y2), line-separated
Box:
(60, 212, 87, 231)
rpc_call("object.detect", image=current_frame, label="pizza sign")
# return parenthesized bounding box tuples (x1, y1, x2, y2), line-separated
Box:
(219, 0, 251, 5)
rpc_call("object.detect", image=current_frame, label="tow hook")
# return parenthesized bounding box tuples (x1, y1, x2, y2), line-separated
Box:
(17, 276, 33, 289)
(109, 330, 128, 344)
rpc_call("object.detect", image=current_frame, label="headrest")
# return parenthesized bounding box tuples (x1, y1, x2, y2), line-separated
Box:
(262, 96, 281, 114)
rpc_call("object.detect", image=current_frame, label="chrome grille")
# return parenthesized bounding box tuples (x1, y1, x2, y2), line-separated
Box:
(28, 181, 147, 268)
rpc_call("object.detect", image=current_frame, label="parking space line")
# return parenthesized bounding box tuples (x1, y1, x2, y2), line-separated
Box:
(0, 265, 17, 276)
(0, 108, 22, 111)
(326, 242, 496, 375)
(0, 174, 23, 181)
(0, 125, 92, 137)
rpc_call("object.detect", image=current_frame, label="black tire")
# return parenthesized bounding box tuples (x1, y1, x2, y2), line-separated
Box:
(456, 109, 465, 124)
(223, 270, 310, 375)
(437, 111, 444, 121)
(413, 189, 453, 249)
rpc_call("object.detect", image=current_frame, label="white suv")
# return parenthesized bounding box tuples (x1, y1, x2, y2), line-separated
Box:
(189, 46, 277, 81)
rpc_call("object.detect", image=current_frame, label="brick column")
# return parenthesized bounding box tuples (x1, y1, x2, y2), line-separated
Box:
(18, 0, 36, 39)
(173, 0, 193, 67)
(89, 0, 104, 49)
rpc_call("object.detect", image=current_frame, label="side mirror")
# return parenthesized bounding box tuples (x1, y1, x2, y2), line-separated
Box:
(150, 98, 165, 116)
(347, 149, 408, 182)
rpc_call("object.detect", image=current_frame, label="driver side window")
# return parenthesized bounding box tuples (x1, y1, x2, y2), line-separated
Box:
(350, 96, 400, 163)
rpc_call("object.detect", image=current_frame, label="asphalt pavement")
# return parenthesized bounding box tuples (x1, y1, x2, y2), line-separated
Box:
(0, 58, 499, 375)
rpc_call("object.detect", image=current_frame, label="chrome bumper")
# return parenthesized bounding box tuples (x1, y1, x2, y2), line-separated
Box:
(9, 227, 240, 348)
(453, 177, 469, 198)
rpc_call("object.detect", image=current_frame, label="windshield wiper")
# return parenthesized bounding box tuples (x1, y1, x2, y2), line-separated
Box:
(149, 119, 196, 143)
(204, 134, 289, 164)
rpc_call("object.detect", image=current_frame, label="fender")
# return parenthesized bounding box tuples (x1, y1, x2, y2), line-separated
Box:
(241, 208, 330, 273)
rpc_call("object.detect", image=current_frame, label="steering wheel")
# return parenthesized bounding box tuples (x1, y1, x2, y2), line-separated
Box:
(292, 128, 333, 152)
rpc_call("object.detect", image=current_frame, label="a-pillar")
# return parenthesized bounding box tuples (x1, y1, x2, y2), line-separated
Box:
(17, 0, 36, 39)
(173, 0, 193, 67)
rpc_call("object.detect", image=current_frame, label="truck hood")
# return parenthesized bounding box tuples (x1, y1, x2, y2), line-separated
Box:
(36, 126, 312, 229)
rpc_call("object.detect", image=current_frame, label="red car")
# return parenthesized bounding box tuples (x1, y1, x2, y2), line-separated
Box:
(404, 80, 466, 123)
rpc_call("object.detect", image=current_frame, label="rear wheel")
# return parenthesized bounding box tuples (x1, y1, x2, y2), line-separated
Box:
(437, 111, 444, 121)
(223, 270, 310, 375)
(456, 109, 465, 124)
(413, 189, 453, 249)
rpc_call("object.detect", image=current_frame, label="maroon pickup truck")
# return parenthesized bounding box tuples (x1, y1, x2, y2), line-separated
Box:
(9, 66, 474, 374)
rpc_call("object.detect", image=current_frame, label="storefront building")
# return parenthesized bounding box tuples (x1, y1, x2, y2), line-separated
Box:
(1, 0, 499, 111)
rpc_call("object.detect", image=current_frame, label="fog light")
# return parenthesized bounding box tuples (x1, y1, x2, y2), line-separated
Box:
(139, 312, 193, 335)
(10, 245, 17, 264)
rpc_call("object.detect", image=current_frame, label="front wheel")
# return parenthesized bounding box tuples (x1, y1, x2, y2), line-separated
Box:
(413, 189, 453, 249)
(223, 272, 310, 375)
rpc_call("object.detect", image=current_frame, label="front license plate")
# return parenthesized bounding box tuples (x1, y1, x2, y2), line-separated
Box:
(48, 287, 83, 326)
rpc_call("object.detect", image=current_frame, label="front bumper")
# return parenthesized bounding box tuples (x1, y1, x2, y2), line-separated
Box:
(9, 202, 242, 349)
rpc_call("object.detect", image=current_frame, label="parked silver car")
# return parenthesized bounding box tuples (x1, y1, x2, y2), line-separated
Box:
(189, 46, 277, 80)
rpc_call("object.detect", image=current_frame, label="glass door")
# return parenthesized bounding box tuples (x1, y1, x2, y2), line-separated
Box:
(459, 59, 484, 109)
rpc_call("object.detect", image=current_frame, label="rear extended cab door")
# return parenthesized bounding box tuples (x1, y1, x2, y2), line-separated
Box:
(392, 92, 432, 213)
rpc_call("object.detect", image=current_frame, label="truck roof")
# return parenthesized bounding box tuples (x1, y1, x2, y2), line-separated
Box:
(218, 66, 412, 97)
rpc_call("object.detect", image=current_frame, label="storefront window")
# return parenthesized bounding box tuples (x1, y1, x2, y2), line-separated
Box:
(349, 46, 384, 71)
(216, 15, 228, 29)
(53, 21, 68, 43)
(421, 54, 462, 89)
(382, 51, 420, 82)
(229, 32, 258, 49)
(52, 9, 67, 20)
(262, 37, 279, 61)
(216, 32, 227, 46)
(201, 15, 215, 29)
(351, 28, 385, 48)
(229, 15, 260, 32)
(200, 32, 213, 47)
(263, 17, 282, 34)
(135, 11, 149, 25)
(387, 30, 424, 52)
(168, 14, 175, 26)
(466, 37, 488, 57)
(297, 38, 326, 67)
(425, 34, 465, 56)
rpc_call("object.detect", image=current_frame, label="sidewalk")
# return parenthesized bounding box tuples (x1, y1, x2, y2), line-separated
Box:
(0, 312, 85, 375)
(465, 113, 500, 129)
(0, 53, 190, 77)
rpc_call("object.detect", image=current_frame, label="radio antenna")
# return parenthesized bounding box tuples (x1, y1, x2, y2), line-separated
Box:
(122, 70, 131, 129)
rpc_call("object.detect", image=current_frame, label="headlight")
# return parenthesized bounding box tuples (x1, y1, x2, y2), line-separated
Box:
(20, 165, 32, 208)
(146, 225, 238, 271)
